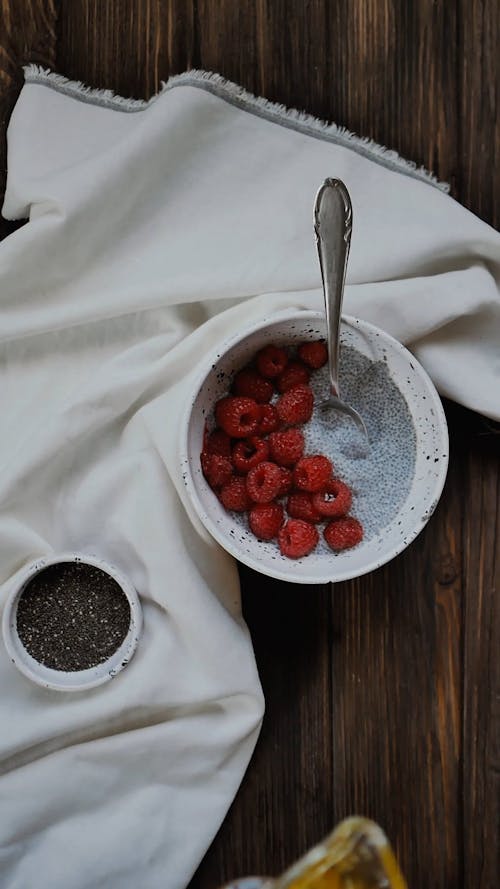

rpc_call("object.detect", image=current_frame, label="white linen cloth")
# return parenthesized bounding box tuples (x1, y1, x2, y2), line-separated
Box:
(0, 67, 499, 889)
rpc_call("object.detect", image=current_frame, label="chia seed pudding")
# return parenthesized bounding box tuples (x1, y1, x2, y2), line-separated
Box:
(16, 562, 131, 671)
(306, 344, 417, 541)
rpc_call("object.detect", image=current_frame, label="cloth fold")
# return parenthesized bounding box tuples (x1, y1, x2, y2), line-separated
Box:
(0, 67, 499, 889)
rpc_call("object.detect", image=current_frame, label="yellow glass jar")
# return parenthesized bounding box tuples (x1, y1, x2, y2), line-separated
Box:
(225, 818, 407, 889)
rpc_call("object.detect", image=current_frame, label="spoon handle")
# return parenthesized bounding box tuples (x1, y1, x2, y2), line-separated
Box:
(313, 179, 352, 399)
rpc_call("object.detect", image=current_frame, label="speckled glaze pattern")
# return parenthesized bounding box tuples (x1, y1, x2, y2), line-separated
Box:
(180, 311, 449, 585)
(2, 553, 142, 691)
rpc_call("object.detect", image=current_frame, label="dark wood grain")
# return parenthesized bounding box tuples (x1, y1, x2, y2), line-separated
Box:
(459, 0, 500, 228)
(0, 0, 58, 237)
(328, 412, 466, 888)
(58, 0, 195, 97)
(461, 416, 500, 889)
(0, 2, 499, 888)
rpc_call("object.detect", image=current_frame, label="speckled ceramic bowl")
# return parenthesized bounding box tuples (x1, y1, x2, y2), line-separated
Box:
(180, 310, 448, 584)
(2, 553, 142, 691)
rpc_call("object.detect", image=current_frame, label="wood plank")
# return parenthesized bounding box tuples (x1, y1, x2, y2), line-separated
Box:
(195, 0, 260, 95)
(324, 0, 460, 191)
(458, 1, 500, 882)
(0, 0, 58, 236)
(58, 0, 195, 98)
(329, 401, 465, 887)
(461, 414, 500, 889)
(458, 0, 499, 228)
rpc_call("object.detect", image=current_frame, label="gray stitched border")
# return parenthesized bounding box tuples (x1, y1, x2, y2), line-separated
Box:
(176, 77, 446, 189)
(24, 67, 449, 192)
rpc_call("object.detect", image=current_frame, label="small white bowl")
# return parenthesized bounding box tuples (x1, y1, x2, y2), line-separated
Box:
(180, 310, 449, 585)
(2, 553, 142, 691)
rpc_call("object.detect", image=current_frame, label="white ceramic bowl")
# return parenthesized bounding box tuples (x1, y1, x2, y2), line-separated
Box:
(2, 553, 142, 691)
(180, 310, 449, 584)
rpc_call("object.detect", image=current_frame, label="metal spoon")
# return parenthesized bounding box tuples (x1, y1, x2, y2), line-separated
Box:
(313, 178, 369, 452)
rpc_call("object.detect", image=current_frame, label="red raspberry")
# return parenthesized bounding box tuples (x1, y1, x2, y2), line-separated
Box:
(249, 503, 285, 540)
(276, 384, 314, 426)
(276, 361, 310, 393)
(276, 467, 293, 497)
(312, 479, 352, 517)
(298, 340, 328, 369)
(205, 428, 232, 458)
(286, 492, 322, 523)
(256, 344, 288, 379)
(201, 452, 233, 489)
(257, 404, 280, 436)
(233, 367, 274, 403)
(293, 455, 333, 492)
(220, 476, 252, 512)
(268, 428, 305, 467)
(278, 519, 319, 559)
(324, 516, 364, 550)
(232, 436, 269, 473)
(246, 461, 282, 503)
(215, 396, 261, 438)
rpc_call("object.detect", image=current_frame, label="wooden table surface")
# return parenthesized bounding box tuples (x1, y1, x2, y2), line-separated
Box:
(1, 2, 499, 887)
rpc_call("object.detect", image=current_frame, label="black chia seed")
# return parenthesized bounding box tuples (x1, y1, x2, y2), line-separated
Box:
(16, 562, 131, 672)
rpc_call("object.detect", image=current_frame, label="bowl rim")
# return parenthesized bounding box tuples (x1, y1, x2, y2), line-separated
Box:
(179, 310, 449, 584)
(2, 552, 142, 691)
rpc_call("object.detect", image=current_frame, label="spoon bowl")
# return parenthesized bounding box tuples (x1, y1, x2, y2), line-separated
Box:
(316, 394, 369, 458)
